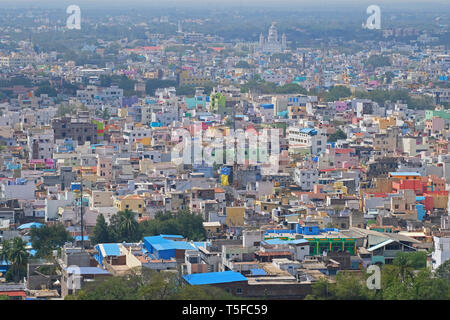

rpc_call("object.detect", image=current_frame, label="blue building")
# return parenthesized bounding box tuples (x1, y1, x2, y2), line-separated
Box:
(143, 235, 197, 260)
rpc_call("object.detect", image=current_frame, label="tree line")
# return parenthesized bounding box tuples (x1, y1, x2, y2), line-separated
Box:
(91, 209, 207, 245)
(305, 252, 450, 300)
(65, 268, 240, 300)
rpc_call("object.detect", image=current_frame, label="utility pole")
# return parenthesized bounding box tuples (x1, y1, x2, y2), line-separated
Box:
(80, 168, 84, 251)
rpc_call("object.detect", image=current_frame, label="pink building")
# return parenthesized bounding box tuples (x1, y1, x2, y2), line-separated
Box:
(425, 117, 444, 136)
(97, 156, 113, 182)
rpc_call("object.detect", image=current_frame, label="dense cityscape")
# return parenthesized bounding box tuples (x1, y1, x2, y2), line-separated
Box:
(0, 0, 449, 302)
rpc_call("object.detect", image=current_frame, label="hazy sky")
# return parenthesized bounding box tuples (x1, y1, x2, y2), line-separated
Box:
(1, 0, 449, 6)
(0, 0, 449, 13)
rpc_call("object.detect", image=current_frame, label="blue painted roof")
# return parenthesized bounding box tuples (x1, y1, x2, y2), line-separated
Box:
(192, 242, 207, 249)
(250, 268, 267, 276)
(66, 266, 110, 275)
(261, 104, 274, 109)
(75, 236, 89, 241)
(160, 234, 184, 239)
(144, 235, 196, 251)
(101, 243, 121, 256)
(152, 241, 196, 251)
(300, 128, 317, 135)
(183, 271, 247, 285)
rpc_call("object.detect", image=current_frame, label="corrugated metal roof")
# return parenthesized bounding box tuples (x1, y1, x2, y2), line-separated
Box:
(367, 239, 394, 252)
(389, 172, 421, 176)
(183, 271, 247, 285)
(160, 234, 184, 239)
(144, 235, 197, 251)
(153, 241, 196, 251)
(264, 239, 309, 245)
(66, 267, 110, 275)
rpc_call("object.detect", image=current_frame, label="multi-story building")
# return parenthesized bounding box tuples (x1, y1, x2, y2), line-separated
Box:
(52, 114, 98, 145)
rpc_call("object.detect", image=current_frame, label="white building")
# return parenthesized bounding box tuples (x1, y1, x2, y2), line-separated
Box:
(1, 179, 35, 200)
(432, 233, 450, 270)
(27, 129, 54, 160)
(294, 167, 319, 191)
(288, 127, 326, 156)
(123, 123, 152, 145)
(258, 22, 287, 53)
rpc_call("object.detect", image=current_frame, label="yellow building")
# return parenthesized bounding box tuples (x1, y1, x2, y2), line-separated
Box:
(114, 194, 145, 216)
(333, 181, 348, 195)
(133, 137, 151, 147)
(430, 193, 449, 210)
(225, 207, 245, 227)
(376, 116, 397, 130)
(256, 200, 279, 213)
(179, 70, 210, 87)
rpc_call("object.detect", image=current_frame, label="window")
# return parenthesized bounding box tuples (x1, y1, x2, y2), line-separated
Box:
(236, 288, 242, 294)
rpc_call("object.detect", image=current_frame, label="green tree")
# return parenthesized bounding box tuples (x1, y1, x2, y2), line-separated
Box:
(328, 129, 347, 143)
(174, 284, 240, 300)
(235, 61, 252, 69)
(332, 271, 375, 300)
(324, 86, 352, 102)
(91, 214, 111, 245)
(6, 238, 29, 282)
(409, 269, 450, 300)
(108, 210, 141, 243)
(435, 260, 450, 282)
(305, 277, 333, 300)
(67, 268, 237, 300)
(137, 270, 179, 300)
(71, 275, 140, 300)
(30, 224, 73, 258)
(138, 210, 206, 241)
(0, 240, 12, 265)
(365, 55, 391, 69)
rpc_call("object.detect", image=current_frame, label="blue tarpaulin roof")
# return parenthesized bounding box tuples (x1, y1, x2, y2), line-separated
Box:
(183, 271, 248, 285)
(18, 222, 43, 230)
(250, 269, 267, 276)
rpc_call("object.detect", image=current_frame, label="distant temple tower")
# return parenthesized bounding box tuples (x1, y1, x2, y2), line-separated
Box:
(281, 33, 287, 49)
(258, 22, 286, 53)
(177, 20, 183, 33)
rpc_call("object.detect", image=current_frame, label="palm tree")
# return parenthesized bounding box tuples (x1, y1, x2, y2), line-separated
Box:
(394, 253, 413, 283)
(118, 210, 138, 242)
(8, 238, 29, 282)
(0, 240, 12, 265)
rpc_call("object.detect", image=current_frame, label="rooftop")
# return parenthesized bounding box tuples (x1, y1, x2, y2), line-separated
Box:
(183, 271, 248, 285)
